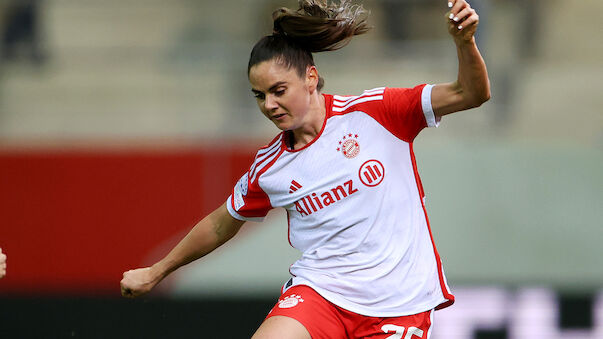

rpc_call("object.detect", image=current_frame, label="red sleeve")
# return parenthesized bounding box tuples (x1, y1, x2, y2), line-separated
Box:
(379, 85, 429, 142)
(335, 85, 430, 142)
(227, 170, 272, 222)
(226, 136, 284, 221)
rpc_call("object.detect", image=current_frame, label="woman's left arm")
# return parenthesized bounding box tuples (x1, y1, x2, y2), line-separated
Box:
(431, 0, 491, 117)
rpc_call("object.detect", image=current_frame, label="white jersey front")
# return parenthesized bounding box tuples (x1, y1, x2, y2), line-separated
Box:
(227, 84, 454, 317)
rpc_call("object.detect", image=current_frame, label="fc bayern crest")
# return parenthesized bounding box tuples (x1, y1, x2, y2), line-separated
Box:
(337, 133, 360, 159)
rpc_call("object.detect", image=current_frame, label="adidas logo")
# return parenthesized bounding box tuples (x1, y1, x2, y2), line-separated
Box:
(289, 180, 302, 193)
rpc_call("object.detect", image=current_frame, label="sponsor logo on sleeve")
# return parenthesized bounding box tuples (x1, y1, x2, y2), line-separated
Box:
(237, 172, 249, 196)
(233, 173, 249, 211)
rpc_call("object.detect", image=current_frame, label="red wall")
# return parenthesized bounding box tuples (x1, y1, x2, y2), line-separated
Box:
(0, 144, 257, 295)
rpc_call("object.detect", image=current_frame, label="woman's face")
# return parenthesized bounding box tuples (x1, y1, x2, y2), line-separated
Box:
(248, 59, 317, 131)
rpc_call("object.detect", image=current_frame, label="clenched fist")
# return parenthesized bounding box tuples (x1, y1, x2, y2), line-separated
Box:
(120, 267, 161, 298)
(446, 0, 480, 43)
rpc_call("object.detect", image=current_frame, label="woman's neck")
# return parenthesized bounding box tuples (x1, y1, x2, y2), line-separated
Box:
(291, 93, 326, 150)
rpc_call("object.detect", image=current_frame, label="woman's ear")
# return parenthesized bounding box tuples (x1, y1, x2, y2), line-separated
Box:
(306, 66, 319, 93)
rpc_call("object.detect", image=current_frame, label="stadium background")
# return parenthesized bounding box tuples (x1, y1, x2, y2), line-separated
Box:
(0, 0, 601, 338)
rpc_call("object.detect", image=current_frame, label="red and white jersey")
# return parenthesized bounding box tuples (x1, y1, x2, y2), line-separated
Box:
(227, 84, 454, 316)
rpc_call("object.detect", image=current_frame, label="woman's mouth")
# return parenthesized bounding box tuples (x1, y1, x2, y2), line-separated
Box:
(272, 113, 287, 120)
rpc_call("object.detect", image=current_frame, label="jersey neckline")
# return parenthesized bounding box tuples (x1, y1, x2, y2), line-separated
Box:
(282, 93, 334, 153)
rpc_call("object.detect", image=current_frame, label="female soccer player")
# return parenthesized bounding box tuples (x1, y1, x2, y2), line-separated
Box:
(121, 0, 490, 337)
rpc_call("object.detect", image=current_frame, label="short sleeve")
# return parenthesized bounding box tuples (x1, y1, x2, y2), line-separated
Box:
(226, 170, 272, 222)
(382, 84, 439, 142)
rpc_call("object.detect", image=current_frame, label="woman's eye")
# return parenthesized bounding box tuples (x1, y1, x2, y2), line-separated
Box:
(254, 93, 265, 100)
(275, 89, 285, 96)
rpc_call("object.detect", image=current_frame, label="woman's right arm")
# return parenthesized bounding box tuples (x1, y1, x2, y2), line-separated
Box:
(120, 202, 245, 298)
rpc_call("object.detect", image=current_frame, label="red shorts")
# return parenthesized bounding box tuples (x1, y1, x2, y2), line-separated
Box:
(266, 285, 433, 339)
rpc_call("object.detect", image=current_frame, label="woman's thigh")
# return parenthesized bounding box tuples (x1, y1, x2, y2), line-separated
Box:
(252, 315, 311, 339)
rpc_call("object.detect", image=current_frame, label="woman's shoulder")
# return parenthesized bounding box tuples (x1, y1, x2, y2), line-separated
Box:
(330, 87, 387, 115)
(252, 132, 285, 158)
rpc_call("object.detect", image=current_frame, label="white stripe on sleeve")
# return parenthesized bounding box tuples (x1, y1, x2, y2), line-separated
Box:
(332, 95, 384, 112)
(421, 84, 440, 127)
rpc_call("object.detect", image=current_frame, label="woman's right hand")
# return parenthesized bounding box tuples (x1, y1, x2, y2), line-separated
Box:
(120, 267, 162, 298)
(119, 204, 244, 298)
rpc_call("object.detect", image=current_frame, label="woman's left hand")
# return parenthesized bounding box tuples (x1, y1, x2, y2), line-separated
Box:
(446, 0, 479, 44)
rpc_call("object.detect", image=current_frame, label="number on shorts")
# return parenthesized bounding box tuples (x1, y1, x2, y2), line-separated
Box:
(381, 324, 424, 339)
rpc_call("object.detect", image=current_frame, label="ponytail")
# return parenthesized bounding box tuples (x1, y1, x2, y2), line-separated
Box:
(272, 0, 370, 52)
(248, 0, 370, 91)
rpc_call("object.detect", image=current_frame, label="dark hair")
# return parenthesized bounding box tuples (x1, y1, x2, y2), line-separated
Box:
(248, 0, 370, 91)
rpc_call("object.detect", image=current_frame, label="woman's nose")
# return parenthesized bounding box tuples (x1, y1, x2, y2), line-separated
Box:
(264, 95, 278, 111)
